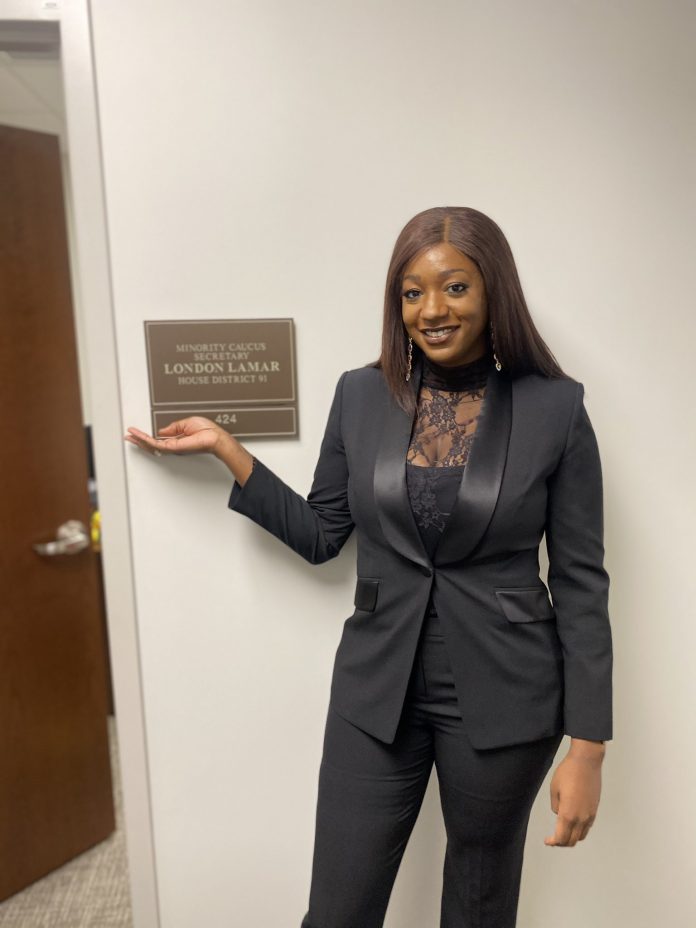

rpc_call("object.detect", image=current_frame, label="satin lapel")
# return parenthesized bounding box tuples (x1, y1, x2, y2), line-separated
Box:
(434, 368, 512, 565)
(373, 355, 431, 571)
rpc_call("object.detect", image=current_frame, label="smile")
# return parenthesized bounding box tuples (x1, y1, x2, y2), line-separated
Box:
(421, 326, 458, 344)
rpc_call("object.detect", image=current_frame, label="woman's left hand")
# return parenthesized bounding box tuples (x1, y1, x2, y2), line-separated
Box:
(544, 744, 604, 847)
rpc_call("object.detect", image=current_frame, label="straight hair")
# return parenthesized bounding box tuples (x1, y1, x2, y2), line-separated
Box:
(368, 206, 568, 413)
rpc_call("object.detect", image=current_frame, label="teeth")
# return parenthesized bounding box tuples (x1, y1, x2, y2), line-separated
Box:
(425, 328, 455, 338)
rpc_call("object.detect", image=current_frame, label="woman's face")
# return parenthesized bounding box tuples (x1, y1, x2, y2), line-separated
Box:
(401, 242, 488, 367)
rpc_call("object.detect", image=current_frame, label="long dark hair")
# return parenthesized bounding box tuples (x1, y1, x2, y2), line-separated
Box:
(369, 206, 568, 412)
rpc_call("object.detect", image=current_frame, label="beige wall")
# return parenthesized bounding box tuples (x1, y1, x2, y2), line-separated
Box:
(88, 1, 695, 925)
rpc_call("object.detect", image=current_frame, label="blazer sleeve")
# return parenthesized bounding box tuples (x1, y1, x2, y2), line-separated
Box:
(227, 370, 354, 564)
(545, 381, 613, 742)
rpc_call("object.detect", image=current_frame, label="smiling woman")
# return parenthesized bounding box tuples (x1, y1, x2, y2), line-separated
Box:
(124, 205, 612, 928)
(401, 242, 489, 362)
(377, 206, 562, 416)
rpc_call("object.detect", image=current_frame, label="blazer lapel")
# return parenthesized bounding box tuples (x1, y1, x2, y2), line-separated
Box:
(434, 366, 512, 565)
(373, 354, 431, 572)
(373, 353, 513, 570)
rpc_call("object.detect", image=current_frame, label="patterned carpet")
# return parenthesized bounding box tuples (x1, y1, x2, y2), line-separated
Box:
(0, 717, 133, 927)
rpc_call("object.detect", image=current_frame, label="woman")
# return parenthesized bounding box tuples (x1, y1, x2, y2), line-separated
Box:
(125, 206, 612, 928)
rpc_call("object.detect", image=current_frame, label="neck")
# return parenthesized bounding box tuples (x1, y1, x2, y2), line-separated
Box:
(420, 348, 493, 392)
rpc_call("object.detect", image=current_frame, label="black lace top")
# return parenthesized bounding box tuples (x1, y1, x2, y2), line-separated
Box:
(406, 348, 493, 622)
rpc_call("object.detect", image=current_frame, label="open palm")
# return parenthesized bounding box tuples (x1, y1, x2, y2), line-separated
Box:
(124, 417, 224, 456)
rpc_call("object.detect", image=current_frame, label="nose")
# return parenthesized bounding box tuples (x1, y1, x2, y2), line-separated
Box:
(420, 289, 449, 321)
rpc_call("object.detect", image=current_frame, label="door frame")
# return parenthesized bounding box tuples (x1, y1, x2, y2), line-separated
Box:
(1, 2, 161, 925)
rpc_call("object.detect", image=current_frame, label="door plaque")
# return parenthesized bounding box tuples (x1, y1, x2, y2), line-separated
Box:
(144, 318, 297, 437)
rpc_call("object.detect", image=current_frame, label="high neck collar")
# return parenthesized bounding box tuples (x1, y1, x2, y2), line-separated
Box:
(420, 348, 493, 392)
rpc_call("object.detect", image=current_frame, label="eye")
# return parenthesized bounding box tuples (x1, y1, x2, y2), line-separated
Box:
(446, 282, 468, 295)
(402, 288, 421, 301)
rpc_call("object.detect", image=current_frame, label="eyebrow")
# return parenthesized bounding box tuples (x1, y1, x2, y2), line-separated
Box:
(403, 268, 471, 283)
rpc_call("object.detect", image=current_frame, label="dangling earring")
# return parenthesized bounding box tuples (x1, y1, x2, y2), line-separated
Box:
(405, 336, 413, 382)
(489, 322, 502, 372)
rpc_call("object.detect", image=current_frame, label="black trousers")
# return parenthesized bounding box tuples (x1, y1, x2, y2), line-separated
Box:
(300, 611, 564, 928)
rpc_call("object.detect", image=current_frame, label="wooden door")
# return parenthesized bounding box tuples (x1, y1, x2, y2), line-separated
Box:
(0, 125, 115, 900)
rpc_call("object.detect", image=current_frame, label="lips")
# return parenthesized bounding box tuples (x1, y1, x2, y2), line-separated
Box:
(420, 326, 459, 344)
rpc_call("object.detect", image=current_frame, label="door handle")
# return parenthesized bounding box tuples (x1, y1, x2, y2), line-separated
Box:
(33, 520, 90, 556)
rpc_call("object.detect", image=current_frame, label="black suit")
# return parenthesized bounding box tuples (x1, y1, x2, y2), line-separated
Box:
(229, 354, 612, 927)
(229, 354, 613, 750)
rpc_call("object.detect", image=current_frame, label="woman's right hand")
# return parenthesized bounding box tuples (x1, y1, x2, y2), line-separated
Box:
(124, 417, 255, 485)
(124, 417, 227, 458)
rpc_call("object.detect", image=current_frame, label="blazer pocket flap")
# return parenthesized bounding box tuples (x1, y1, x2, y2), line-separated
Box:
(354, 577, 380, 612)
(495, 587, 556, 623)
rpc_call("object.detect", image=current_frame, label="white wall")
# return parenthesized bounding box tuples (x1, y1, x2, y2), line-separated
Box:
(89, 1, 696, 925)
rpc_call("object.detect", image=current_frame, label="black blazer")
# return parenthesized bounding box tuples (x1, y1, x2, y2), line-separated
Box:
(229, 354, 613, 750)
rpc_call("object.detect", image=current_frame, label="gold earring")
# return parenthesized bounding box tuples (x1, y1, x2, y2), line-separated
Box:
(405, 336, 413, 382)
